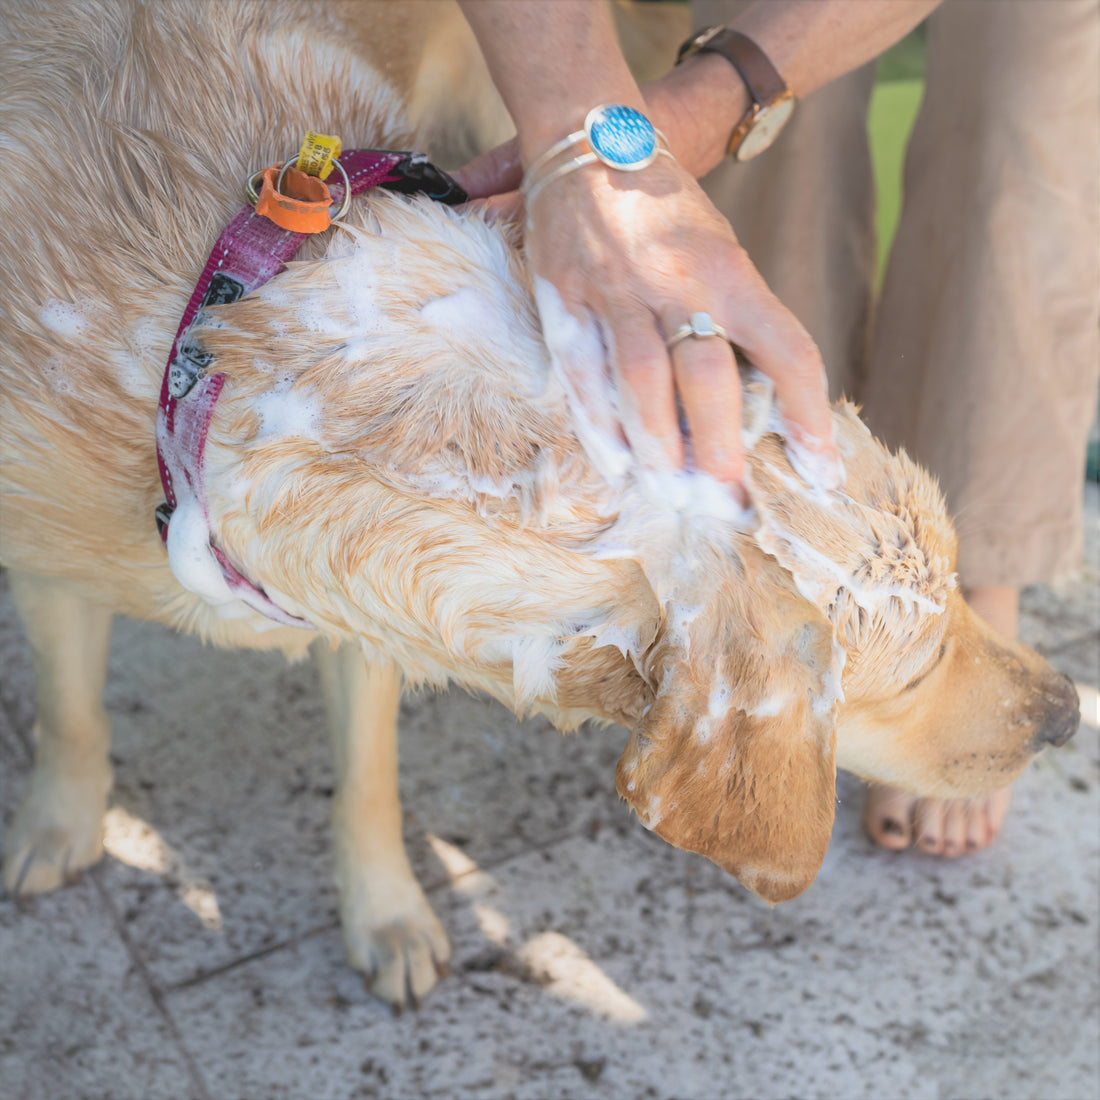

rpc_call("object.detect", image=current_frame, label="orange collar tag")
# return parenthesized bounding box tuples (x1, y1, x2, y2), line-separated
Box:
(253, 164, 333, 233)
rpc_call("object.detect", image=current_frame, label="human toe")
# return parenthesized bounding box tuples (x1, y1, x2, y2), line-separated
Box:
(863, 786, 917, 851)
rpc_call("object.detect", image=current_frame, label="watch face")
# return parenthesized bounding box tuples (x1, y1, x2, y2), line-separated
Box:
(584, 104, 659, 171)
(736, 96, 795, 161)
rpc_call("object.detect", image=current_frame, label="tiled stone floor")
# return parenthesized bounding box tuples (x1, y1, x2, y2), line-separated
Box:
(2, 484, 1096, 1100)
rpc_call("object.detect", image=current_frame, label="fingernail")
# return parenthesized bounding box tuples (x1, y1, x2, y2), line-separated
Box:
(882, 817, 905, 837)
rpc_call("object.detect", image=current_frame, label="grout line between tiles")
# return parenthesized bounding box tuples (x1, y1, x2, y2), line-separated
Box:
(163, 921, 338, 993)
(159, 822, 595, 994)
(91, 870, 215, 1100)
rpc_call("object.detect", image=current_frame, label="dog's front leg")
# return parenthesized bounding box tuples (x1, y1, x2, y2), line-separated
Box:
(312, 641, 450, 1009)
(3, 571, 114, 896)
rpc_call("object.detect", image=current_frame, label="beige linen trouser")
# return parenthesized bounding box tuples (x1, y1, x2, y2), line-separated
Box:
(695, 0, 1100, 587)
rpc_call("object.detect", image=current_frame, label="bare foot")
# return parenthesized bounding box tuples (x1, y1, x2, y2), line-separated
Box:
(864, 784, 1013, 857)
(863, 586, 1019, 856)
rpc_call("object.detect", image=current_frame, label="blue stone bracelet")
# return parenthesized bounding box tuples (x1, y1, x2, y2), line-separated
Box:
(522, 104, 670, 205)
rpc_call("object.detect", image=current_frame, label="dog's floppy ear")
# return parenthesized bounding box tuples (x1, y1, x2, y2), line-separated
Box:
(616, 544, 841, 904)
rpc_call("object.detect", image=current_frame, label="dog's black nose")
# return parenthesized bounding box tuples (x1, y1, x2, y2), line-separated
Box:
(1033, 673, 1081, 749)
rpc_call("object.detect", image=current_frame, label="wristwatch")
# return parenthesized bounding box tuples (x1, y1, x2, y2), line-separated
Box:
(676, 26, 795, 162)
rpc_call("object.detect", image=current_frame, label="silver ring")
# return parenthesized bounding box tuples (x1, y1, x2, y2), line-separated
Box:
(666, 311, 731, 349)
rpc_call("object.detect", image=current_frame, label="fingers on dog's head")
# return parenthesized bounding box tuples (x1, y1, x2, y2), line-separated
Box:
(668, 334, 743, 486)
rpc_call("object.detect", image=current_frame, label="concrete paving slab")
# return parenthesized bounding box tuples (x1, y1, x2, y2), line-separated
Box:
(162, 743, 1098, 1100)
(0, 705, 205, 1100)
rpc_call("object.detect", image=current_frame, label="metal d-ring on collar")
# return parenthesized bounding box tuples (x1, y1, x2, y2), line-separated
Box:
(666, 311, 733, 349)
(522, 104, 672, 206)
(244, 152, 353, 223)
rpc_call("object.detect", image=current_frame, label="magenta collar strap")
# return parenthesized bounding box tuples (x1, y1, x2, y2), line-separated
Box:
(155, 150, 465, 628)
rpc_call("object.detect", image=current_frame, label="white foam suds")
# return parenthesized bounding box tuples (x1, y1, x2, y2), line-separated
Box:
(590, 468, 752, 643)
(663, 602, 703, 653)
(745, 693, 788, 720)
(783, 425, 843, 498)
(739, 370, 843, 496)
(695, 717, 716, 745)
(164, 500, 236, 605)
(419, 286, 517, 357)
(115, 317, 164, 396)
(127, 317, 166, 358)
(756, 519, 946, 618)
(694, 684, 734, 744)
(40, 355, 75, 396)
(38, 299, 97, 339)
(635, 467, 751, 528)
(531, 282, 760, 647)
(707, 683, 733, 719)
(328, 236, 388, 334)
(253, 387, 322, 442)
(533, 277, 632, 485)
(261, 283, 343, 339)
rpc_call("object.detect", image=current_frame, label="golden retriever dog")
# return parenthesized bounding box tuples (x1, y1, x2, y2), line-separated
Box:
(0, 0, 1079, 1008)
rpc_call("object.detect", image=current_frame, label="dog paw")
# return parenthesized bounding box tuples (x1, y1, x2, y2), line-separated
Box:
(339, 877, 451, 1010)
(3, 767, 110, 896)
(354, 916, 451, 1010)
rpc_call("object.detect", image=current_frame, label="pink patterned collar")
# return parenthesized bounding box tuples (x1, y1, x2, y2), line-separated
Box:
(155, 150, 465, 627)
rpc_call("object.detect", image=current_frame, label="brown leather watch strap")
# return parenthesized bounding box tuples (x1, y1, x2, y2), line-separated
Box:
(680, 27, 788, 108)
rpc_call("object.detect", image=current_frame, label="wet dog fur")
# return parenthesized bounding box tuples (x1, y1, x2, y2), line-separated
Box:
(0, 0, 1079, 1006)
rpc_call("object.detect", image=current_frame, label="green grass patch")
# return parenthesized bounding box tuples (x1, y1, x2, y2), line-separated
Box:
(868, 77, 924, 275)
(869, 28, 927, 275)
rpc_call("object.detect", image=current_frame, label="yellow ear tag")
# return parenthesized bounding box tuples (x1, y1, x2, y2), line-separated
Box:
(296, 130, 343, 179)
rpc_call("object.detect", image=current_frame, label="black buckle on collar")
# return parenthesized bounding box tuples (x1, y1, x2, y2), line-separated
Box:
(154, 502, 174, 541)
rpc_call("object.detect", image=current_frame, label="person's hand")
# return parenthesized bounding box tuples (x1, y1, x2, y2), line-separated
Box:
(452, 95, 836, 498)
(452, 138, 524, 223)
